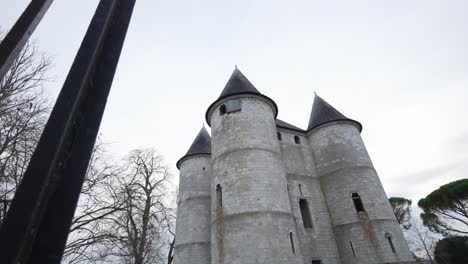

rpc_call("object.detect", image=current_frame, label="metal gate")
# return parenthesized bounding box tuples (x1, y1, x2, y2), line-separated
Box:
(0, 0, 136, 263)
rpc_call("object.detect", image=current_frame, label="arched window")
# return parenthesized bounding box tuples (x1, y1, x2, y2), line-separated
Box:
(289, 231, 295, 253)
(219, 104, 226, 115)
(351, 192, 365, 212)
(299, 199, 313, 228)
(277, 132, 282, 141)
(385, 233, 396, 253)
(294, 136, 301, 144)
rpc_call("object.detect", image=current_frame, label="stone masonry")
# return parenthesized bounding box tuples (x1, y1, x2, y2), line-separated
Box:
(173, 68, 415, 264)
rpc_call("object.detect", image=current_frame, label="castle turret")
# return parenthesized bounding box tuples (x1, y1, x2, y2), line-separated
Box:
(206, 68, 303, 264)
(174, 127, 212, 264)
(306, 95, 414, 264)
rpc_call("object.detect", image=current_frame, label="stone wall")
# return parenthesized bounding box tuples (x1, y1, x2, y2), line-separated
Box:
(174, 95, 415, 264)
(209, 95, 303, 264)
(174, 155, 212, 264)
(308, 121, 414, 264)
(279, 128, 341, 264)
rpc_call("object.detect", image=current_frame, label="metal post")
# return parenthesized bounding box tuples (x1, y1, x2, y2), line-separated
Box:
(0, 0, 136, 263)
(0, 0, 54, 82)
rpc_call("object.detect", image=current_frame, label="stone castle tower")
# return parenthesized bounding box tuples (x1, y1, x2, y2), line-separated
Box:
(173, 68, 414, 264)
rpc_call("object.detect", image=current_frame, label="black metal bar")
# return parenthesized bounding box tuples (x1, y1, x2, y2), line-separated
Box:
(0, 0, 54, 82)
(0, 0, 136, 263)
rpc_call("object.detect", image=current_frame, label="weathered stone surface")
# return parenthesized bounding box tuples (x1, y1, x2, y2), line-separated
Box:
(308, 122, 414, 264)
(174, 155, 212, 264)
(174, 70, 414, 264)
(209, 96, 303, 264)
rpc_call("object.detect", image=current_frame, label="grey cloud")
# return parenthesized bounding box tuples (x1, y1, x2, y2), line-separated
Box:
(386, 161, 468, 199)
(394, 161, 464, 185)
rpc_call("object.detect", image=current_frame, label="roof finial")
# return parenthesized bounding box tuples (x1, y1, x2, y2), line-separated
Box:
(235, 64, 238, 70)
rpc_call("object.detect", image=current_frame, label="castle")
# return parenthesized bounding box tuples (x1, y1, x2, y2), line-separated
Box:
(173, 68, 414, 264)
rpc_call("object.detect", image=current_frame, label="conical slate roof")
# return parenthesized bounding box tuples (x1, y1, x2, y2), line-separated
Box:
(307, 94, 362, 132)
(218, 68, 260, 99)
(205, 67, 278, 125)
(276, 119, 305, 132)
(176, 126, 211, 169)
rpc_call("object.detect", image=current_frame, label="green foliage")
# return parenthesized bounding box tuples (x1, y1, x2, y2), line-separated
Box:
(418, 179, 468, 210)
(418, 179, 468, 237)
(434, 236, 468, 264)
(389, 197, 412, 230)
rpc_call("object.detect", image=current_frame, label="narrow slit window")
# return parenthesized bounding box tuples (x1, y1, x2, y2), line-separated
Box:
(351, 193, 365, 212)
(216, 184, 222, 208)
(298, 184, 303, 195)
(386, 233, 396, 253)
(277, 132, 282, 141)
(294, 136, 301, 144)
(350, 241, 356, 256)
(219, 104, 227, 115)
(299, 199, 313, 228)
(289, 231, 295, 253)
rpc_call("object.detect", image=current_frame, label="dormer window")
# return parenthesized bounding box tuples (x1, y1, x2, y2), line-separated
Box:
(219, 99, 241, 116)
(220, 104, 227, 115)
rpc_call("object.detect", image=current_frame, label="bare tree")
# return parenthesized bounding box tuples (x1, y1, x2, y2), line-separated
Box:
(62, 137, 124, 264)
(0, 34, 52, 222)
(106, 148, 175, 264)
(0, 32, 176, 264)
(167, 237, 175, 264)
(61, 146, 176, 264)
(406, 219, 437, 263)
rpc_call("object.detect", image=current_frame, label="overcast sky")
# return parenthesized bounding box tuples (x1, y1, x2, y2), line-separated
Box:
(2, 0, 467, 206)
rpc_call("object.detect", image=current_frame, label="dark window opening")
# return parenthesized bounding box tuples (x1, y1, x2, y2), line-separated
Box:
(386, 233, 396, 253)
(299, 199, 313, 228)
(220, 99, 241, 115)
(216, 184, 222, 208)
(294, 136, 301, 144)
(203, 167, 205, 170)
(298, 184, 303, 195)
(350, 241, 356, 257)
(220, 104, 226, 115)
(351, 193, 365, 212)
(277, 132, 282, 141)
(312, 260, 322, 264)
(289, 231, 295, 253)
